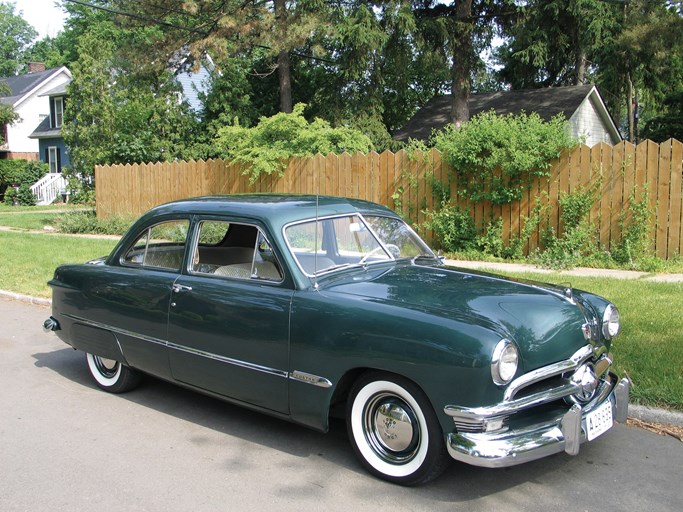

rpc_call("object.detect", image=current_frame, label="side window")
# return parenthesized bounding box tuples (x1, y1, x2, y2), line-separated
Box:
(191, 221, 283, 282)
(122, 220, 190, 271)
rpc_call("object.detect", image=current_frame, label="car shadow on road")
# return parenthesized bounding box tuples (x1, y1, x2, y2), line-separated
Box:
(32, 345, 604, 502)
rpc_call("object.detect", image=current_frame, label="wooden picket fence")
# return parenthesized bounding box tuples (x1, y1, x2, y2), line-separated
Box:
(95, 138, 683, 259)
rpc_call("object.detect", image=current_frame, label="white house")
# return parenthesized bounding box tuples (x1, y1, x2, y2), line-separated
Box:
(0, 64, 72, 160)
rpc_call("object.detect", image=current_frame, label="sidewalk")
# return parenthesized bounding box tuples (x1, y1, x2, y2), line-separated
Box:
(444, 259, 683, 283)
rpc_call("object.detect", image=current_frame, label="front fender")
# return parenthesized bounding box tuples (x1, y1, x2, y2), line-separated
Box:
(287, 290, 504, 433)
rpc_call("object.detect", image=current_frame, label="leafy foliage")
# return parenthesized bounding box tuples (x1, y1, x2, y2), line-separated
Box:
(0, 82, 19, 131)
(55, 210, 133, 235)
(433, 111, 579, 204)
(61, 19, 198, 181)
(422, 200, 477, 252)
(0, 160, 45, 205)
(642, 89, 683, 142)
(535, 187, 598, 269)
(213, 103, 373, 182)
(0, 1, 37, 76)
(613, 190, 656, 268)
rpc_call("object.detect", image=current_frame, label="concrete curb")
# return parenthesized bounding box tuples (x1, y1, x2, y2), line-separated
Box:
(3, 288, 682, 426)
(0, 289, 51, 306)
(629, 404, 683, 427)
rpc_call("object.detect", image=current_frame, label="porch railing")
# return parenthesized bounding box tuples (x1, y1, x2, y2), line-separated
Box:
(30, 173, 67, 205)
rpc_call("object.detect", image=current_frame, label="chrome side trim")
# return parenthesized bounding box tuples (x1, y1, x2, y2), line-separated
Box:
(63, 314, 289, 380)
(63, 314, 167, 347)
(166, 341, 289, 379)
(504, 344, 594, 401)
(290, 370, 333, 388)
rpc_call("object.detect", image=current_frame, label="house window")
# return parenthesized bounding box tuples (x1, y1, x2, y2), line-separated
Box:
(48, 146, 61, 173)
(53, 97, 64, 128)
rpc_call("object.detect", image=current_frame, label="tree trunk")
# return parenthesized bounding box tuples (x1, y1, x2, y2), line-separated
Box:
(576, 51, 587, 85)
(274, 0, 292, 113)
(277, 50, 292, 113)
(450, 0, 473, 128)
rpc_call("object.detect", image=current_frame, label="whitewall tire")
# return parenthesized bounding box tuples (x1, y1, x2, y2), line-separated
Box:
(346, 372, 449, 485)
(85, 353, 141, 393)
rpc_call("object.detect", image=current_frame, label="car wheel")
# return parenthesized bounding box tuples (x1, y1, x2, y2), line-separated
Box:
(85, 353, 141, 393)
(346, 372, 450, 485)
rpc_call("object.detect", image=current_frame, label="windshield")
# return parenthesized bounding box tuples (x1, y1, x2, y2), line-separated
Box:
(284, 214, 435, 276)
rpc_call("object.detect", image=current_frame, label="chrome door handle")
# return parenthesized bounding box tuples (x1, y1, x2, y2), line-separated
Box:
(172, 284, 193, 293)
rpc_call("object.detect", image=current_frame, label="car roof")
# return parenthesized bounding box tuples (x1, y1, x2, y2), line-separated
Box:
(146, 194, 398, 228)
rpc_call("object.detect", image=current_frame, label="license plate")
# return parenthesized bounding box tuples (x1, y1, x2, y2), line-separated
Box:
(586, 400, 613, 441)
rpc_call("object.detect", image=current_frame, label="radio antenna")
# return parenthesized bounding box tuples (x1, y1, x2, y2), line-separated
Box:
(313, 175, 319, 290)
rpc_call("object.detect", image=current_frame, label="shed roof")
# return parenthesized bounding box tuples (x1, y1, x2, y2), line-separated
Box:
(393, 84, 611, 142)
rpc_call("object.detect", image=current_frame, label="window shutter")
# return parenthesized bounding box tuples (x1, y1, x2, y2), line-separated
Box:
(45, 148, 49, 163)
(50, 98, 56, 129)
(57, 148, 62, 172)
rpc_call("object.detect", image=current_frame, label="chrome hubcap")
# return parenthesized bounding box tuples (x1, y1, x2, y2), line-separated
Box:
(94, 356, 119, 378)
(364, 393, 420, 464)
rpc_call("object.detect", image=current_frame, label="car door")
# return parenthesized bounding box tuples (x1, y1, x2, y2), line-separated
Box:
(166, 219, 292, 414)
(79, 217, 191, 380)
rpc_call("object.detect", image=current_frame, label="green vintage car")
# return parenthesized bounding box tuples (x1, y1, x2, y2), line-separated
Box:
(44, 194, 630, 485)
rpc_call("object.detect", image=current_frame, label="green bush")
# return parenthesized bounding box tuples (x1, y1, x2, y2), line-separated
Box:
(422, 200, 477, 252)
(16, 184, 36, 206)
(613, 190, 655, 267)
(55, 211, 134, 235)
(3, 187, 16, 205)
(535, 187, 597, 269)
(0, 159, 47, 204)
(213, 103, 374, 183)
(432, 111, 579, 205)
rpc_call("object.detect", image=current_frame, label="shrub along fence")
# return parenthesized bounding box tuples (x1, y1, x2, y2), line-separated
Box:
(95, 138, 683, 259)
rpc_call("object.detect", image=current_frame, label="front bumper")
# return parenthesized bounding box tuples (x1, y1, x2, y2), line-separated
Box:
(445, 374, 631, 468)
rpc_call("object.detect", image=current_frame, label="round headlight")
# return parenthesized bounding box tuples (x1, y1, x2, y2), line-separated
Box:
(602, 304, 621, 339)
(491, 339, 519, 386)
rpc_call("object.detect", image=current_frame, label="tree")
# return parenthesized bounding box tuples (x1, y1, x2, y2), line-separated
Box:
(0, 82, 19, 137)
(61, 30, 117, 180)
(597, 0, 683, 142)
(496, 0, 620, 88)
(23, 33, 74, 69)
(411, 1, 510, 126)
(496, 0, 683, 143)
(62, 16, 198, 181)
(641, 89, 683, 142)
(112, 0, 334, 114)
(0, 1, 38, 76)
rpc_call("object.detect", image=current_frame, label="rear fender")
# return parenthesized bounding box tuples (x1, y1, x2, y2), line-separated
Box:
(69, 323, 126, 363)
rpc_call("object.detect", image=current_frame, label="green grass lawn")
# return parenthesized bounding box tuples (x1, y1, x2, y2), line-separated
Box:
(0, 203, 85, 213)
(0, 231, 117, 298)
(494, 271, 683, 411)
(0, 212, 61, 231)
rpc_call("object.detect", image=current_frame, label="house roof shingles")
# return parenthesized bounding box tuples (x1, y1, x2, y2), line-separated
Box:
(0, 67, 65, 106)
(393, 84, 596, 141)
(29, 115, 61, 139)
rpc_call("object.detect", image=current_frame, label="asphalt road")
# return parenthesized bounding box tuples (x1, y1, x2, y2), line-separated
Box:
(1, 297, 682, 512)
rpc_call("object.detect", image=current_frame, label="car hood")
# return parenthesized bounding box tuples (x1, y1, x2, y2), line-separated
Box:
(319, 262, 592, 371)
